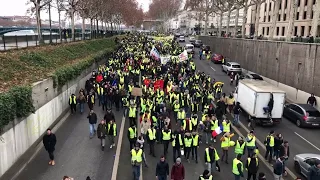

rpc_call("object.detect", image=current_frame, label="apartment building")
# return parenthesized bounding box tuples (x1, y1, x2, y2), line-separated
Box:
(246, 0, 320, 37)
(216, 9, 244, 35)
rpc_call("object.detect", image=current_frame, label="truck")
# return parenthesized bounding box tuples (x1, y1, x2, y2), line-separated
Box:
(234, 79, 286, 126)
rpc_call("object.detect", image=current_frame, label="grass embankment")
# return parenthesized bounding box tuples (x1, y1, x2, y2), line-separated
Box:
(0, 37, 118, 130)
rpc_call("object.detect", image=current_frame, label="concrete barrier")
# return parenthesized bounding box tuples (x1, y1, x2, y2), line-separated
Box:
(0, 60, 105, 177)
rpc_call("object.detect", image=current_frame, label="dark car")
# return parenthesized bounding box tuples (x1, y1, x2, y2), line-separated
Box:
(240, 73, 264, 80)
(283, 103, 320, 128)
(211, 53, 224, 64)
(194, 40, 203, 47)
(201, 45, 210, 52)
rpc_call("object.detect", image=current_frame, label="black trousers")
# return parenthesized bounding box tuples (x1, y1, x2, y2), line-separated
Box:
(221, 149, 228, 162)
(247, 171, 257, 180)
(88, 103, 94, 110)
(149, 140, 155, 156)
(70, 104, 76, 113)
(185, 147, 191, 159)
(173, 147, 181, 163)
(129, 117, 136, 126)
(163, 141, 169, 155)
(129, 139, 136, 150)
(265, 146, 274, 163)
(48, 151, 54, 160)
(192, 146, 198, 161)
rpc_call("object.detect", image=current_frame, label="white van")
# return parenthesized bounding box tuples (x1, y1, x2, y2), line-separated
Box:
(185, 44, 194, 54)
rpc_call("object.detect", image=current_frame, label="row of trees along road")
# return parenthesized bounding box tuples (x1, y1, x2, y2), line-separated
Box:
(184, 0, 320, 41)
(27, 0, 144, 43)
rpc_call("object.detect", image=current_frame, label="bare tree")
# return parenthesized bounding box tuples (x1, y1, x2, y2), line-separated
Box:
(310, 0, 320, 37)
(240, 0, 255, 38)
(62, 0, 80, 41)
(268, 0, 281, 40)
(213, 0, 228, 37)
(251, 0, 266, 39)
(286, 0, 298, 41)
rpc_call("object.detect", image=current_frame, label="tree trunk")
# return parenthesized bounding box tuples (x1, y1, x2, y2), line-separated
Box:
(56, 0, 62, 42)
(226, 9, 231, 36)
(310, 0, 320, 37)
(269, 0, 281, 40)
(96, 19, 99, 37)
(234, 8, 239, 37)
(204, 11, 209, 35)
(90, 19, 93, 39)
(219, 12, 223, 37)
(71, 11, 75, 41)
(242, 2, 248, 38)
(82, 17, 85, 40)
(111, 22, 113, 31)
(35, 3, 43, 43)
(286, 0, 298, 41)
(254, 2, 262, 39)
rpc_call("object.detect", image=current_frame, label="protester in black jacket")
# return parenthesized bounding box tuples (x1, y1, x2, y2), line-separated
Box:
(43, 128, 57, 166)
(156, 156, 169, 180)
(87, 110, 97, 138)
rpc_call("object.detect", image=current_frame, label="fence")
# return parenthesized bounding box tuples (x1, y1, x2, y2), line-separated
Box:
(0, 31, 123, 51)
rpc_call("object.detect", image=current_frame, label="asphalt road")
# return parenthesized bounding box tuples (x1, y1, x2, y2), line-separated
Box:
(186, 38, 320, 180)
(13, 103, 121, 180)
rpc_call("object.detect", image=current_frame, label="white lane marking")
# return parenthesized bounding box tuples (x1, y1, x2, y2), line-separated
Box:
(111, 116, 126, 180)
(210, 67, 216, 71)
(11, 111, 71, 180)
(294, 132, 320, 151)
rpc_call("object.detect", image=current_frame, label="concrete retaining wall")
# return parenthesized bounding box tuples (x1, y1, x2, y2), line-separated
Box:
(200, 36, 320, 109)
(0, 61, 103, 177)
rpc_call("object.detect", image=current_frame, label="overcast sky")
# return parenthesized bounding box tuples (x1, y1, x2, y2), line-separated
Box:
(0, 0, 151, 21)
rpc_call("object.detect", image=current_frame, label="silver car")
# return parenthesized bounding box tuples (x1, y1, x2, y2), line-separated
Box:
(222, 62, 242, 75)
(294, 153, 320, 177)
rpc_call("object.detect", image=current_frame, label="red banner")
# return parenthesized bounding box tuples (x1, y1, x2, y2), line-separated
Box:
(154, 79, 164, 91)
(143, 78, 151, 87)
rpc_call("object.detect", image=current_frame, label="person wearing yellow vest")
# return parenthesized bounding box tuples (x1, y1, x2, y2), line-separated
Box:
(173, 100, 180, 123)
(222, 119, 231, 133)
(210, 117, 219, 142)
(204, 144, 220, 174)
(97, 119, 107, 151)
(246, 130, 256, 157)
(171, 130, 183, 163)
(69, 94, 77, 114)
(182, 118, 192, 132)
(191, 131, 199, 163)
(220, 132, 235, 164)
(264, 130, 275, 163)
(184, 133, 193, 162)
(232, 154, 244, 180)
(246, 153, 259, 180)
(96, 86, 104, 107)
(177, 108, 186, 125)
(107, 119, 117, 149)
(131, 143, 144, 180)
(87, 92, 95, 110)
(191, 114, 198, 130)
(234, 137, 246, 157)
(198, 169, 213, 180)
(129, 104, 137, 126)
(128, 124, 137, 150)
(162, 127, 171, 156)
(146, 126, 156, 157)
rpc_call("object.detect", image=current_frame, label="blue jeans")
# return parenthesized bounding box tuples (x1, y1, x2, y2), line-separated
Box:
(132, 165, 140, 180)
(89, 124, 95, 136)
(79, 103, 84, 113)
(233, 114, 240, 125)
(263, 107, 269, 113)
(234, 174, 241, 180)
(157, 175, 167, 180)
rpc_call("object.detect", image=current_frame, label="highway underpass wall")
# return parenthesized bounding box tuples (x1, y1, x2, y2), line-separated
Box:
(200, 36, 320, 110)
(0, 60, 103, 177)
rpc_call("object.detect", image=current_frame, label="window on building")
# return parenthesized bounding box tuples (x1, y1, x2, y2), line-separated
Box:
(264, 16, 266, 22)
(284, 14, 287, 21)
(279, 1, 282, 9)
(276, 27, 280, 35)
(265, 3, 267, 12)
(285, 0, 288, 9)
(305, 0, 308, 6)
(294, 26, 298, 36)
(311, 11, 314, 19)
(282, 27, 285, 36)
(301, 26, 305, 36)
(303, 11, 307, 19)
(269, 2, 272, 10)
(262, 27, 265, 35)
(296, 12, 299, 20)
(267, 27, 270, 35)
(268, 15, 271, 22)
(297, 0, 300, 6)
(278, 14, 281, 21)
(313, 0, 316, 4)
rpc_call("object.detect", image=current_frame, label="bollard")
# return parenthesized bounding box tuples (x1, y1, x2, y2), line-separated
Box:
(2, 35, 6, 51)
(15, 35, 18, 49)
(26, 35, 28, 47)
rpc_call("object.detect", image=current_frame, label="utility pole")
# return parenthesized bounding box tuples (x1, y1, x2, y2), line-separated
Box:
(48, 2, 52, 43)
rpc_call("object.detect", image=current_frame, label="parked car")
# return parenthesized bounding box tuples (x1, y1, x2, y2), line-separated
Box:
(294, 153, 320, 178)
(185, 44, 195, 54)
(201, 45, 210, 52)
(240, 73, 264, 80)
(174, 33, 181, 38)
(179, 36, 185, 42)
(194, 40, 203, 47)
(211, 53, 224, 64)
(283, 103, 320, 127)
(189, 37, 196, 43)
(222, 62, 242, 75)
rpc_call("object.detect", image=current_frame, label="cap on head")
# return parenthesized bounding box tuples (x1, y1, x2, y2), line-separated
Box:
(176, 157, 181, 163)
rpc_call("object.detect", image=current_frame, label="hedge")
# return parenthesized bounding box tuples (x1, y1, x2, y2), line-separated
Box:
(0, 36, 119, 132)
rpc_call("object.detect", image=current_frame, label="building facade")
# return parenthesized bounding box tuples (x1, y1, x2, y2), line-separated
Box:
(246, 0, 320, 38)
(216, 9, 244, 35)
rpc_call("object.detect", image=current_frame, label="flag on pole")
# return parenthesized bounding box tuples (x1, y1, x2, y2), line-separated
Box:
(212, 126, 223, 137)
(150, 46, 160, 60)
(178, 50, 188, 61)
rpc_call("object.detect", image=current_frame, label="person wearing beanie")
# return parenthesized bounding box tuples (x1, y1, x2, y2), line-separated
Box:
(264, 130, 275, 163)
(198, 169, 212, 180)
(258, 172, 266, 180)
(171, 158, 185, 180)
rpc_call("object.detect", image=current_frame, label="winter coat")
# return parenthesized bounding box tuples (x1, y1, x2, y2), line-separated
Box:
(87, 113, 97, 124)
(308, 166, 320, 180)
(171, 163, 185, 180)
(97, 123, 107, 139)
(43, 134, 57, 152)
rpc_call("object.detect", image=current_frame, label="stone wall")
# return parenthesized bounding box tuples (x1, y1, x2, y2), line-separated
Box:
(199, 36, 320, 97)
(0, 60, 104, 177)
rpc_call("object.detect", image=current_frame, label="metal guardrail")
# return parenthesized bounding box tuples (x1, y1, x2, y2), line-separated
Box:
(0, 31, 122, 51)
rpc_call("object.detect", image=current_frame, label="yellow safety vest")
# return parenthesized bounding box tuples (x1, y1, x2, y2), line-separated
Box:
(162, 130, 171, 140)
(235, 141, 246, 154)
(221, 137, 230, 148)
(232, 158, 243, 175)
(97, 87, 104, 95)
(142, 113, 151, 120)
(120, 77, 124, 84)
(89, 95, 94, 104)
(128, 85, 133, 92)
(177, 111, 186, 119)
(205, 148, 220, 162)
(200, 175, 213, 180)
(69, 96, 76, 104)
(129, 107, 136, 117)
(265, 135, 275, 147)
(191, 117, 198, 126)
(184, 137, 192, 147)
(211, 120, 218, 130)
(119, 84, 124, 90)
(246, 135, 256, 147)
(182, 120, 192, 131)
(222, 121, 231, 132)
(192, 135, 199, 146)
(131, 149, 143, 163)
(108, 123, 117, 136)
(174, 104, 180, 111)
(128, 127, 136, 139)
(247, 157, 258, 167)
(172, 134, 183, 146)
(148, 129, 156, 141)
